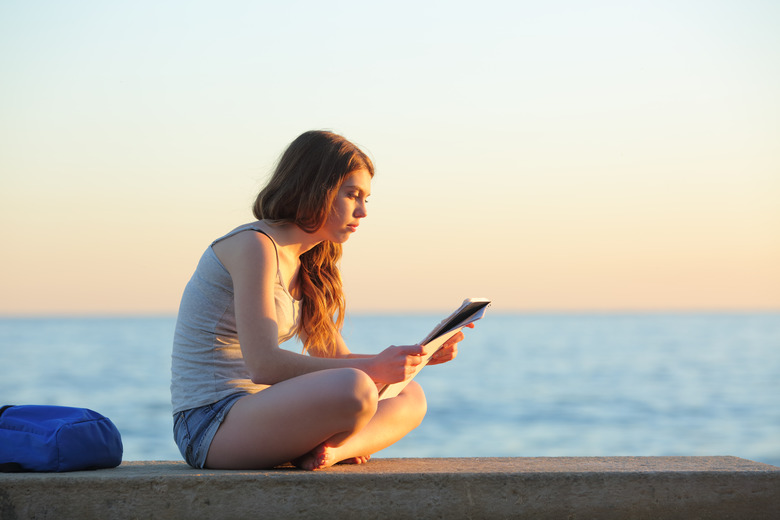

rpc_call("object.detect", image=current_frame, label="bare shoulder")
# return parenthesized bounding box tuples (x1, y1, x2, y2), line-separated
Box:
(212, 229, 277, 278)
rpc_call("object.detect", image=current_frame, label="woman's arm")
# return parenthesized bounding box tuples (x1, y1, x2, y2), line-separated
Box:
(214, 231, 424, 385)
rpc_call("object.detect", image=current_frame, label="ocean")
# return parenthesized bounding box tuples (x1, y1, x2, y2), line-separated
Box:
(1, 313, 778, 467)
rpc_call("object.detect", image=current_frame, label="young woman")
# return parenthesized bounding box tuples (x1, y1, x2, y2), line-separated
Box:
(171, 130, 467, 470)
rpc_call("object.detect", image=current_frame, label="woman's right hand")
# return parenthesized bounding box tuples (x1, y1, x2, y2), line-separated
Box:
(365, 344, 426, 383)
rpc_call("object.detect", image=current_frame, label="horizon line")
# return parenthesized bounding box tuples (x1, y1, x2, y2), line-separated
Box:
(2, 308, 779, 319)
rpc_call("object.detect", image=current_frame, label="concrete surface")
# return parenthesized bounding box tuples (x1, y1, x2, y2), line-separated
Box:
(1, 456, 778, 519)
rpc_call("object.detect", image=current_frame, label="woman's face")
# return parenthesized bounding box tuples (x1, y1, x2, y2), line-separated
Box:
(321, 168, 372, 243)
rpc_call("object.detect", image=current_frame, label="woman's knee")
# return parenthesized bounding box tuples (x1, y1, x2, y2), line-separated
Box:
(328, 368, 378, 418)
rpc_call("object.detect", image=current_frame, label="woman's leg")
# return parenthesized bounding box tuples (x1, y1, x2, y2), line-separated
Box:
(205, 368, 427, 470)
(205, 367, 378, 469)
(296, 380, 428, 470)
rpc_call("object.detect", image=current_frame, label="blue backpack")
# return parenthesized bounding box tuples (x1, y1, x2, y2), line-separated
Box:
(0, 405, 123, 472)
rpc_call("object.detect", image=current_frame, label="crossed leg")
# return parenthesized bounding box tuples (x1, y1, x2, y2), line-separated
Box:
(294, 377, 428, 470)
(204, 367, 427, 470)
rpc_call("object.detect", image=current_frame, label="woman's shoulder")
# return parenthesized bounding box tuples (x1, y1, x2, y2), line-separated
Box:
(212, 222, 279, 274)
(213, 220, 269, 241)
(211, 221, 280, 248)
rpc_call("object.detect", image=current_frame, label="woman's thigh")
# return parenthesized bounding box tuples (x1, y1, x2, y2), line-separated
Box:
(205, 367, 378, 469)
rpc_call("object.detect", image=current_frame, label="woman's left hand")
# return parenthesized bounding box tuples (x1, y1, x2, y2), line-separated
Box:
(426, 323, 474, 366)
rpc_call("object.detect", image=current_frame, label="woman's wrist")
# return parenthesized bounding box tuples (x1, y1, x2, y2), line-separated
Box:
(352, 356, 379, 381)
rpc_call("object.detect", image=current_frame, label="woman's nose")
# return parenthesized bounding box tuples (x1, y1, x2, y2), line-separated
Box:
(355, 201, 368, 218)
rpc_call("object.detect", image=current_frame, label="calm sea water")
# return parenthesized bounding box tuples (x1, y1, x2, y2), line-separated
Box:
(1, 313, 778, 467)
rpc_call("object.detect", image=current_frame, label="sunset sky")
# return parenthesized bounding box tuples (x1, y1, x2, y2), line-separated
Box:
(1, 0, 778, 315)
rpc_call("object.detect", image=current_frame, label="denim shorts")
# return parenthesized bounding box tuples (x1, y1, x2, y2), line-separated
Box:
(173, 393, 247, 468)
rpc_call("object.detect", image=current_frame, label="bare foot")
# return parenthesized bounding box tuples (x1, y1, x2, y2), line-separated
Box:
(336, 454, 371, 465)
(292, 444, 371, 471)
(292, 443, 331, 470)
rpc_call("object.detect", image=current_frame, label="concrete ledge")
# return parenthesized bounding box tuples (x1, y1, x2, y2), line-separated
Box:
(1, 457, 778, 519)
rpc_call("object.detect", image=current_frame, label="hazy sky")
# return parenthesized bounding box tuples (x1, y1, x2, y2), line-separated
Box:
(1, 0, 778, 315)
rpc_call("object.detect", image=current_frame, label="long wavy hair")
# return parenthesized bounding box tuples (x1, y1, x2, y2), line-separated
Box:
(252, 130, 374, 357)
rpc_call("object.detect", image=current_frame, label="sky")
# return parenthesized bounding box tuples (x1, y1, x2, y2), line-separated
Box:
(1, 0, 778, 315)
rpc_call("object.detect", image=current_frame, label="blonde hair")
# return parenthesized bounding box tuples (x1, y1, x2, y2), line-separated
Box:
(253, 131, 374, 357)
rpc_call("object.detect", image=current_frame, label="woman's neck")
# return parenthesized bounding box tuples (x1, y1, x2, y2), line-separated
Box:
(258, 220, 321, 259)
